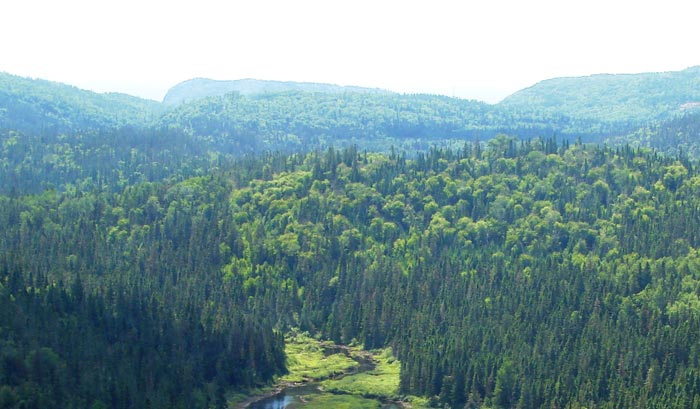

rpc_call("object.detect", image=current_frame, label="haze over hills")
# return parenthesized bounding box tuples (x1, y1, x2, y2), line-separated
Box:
(159, 67, 700, 152)
(161, 67, 700, 126)
(2, 67, 700, 157)
(162, 78, 393, 106)
(3, 66, 700, 141)
(0, 71, 162, 133)
(500, 66, 700, 123)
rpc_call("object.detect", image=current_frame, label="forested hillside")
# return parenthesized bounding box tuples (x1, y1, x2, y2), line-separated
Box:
(3, 136, 700, 407)
(216, 141, 700, 408)
(0, 127, 223, 195)
(7, 68, 700, 157)
(0, 176, 286, 408)
(501, 66, 700, 124)
(0, 72, 161, 134)
(607, 111, 700, 158)
(158, 91, 608, 152)
(162, 78, 391, 106)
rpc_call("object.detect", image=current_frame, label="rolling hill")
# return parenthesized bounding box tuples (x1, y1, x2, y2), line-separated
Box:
(499, 66, 700, 124)
(162, 77, 392, 106)
(0, 71, 162, 134)
(3, 67, 700, 156)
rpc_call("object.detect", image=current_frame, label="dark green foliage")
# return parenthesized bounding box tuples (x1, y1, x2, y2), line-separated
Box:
(0, 177, 286, 408)
(608, 110, 700, 158)
(0, 127, 221, 195)
(3, 138, 700, 407)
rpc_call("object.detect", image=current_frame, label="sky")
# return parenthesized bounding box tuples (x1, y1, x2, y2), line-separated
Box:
(1, 0, 699, 103)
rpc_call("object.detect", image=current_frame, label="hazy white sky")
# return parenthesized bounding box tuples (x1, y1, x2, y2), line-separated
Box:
(1, 0, 698, 103)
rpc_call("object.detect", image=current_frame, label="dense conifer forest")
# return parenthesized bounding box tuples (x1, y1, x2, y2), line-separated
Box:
(3, 137, 700, 407)
(2, 71, 700, 407)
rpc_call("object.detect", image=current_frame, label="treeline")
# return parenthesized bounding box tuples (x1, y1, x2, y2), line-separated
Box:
(500, 66, 700, 124)
(608, 110, 700, 158)
(0, 72, 160, 135)
(0, 127, 221, 195)
(0, 70, 615, 149)
(7, 69, 700, 159)
(158, 91, 618, 152)
(3, 137, 700, 407)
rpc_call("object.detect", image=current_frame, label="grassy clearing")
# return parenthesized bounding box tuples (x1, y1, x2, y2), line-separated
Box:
(321, 347, 401, 399)
(230, 332, 429, 408)
(278, 332, 358, 383)
(403, 395, 430, 408)
(228, 332, 355, 407)
(297, 393, 383, 408)
(228, 389, 265, 408)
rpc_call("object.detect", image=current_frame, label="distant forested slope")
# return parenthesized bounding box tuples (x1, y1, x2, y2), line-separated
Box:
(500, 66, 700, 124)
(2, 71, 699, 197)
(0, 72, 161, 134)
(607, 110, 700, 158)
(162, 78, 391, 106)
(158, 90, 602, 152)
(163, 68, 700, 148)
(9, 69, 700, 156)
(0, 126, 220, 195)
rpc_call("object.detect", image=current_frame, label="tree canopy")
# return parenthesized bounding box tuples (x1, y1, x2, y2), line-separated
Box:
(2, 138, 700, 407)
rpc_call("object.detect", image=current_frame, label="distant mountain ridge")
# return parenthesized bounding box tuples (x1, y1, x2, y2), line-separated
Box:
(162, 78, 392, 106)
(500, 66, 700, 123)
(4, 67, 700, 154)
(0, 71, 161, 133)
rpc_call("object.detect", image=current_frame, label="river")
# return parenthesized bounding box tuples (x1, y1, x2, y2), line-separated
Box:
(244, 344, 403, 409)
(247, 384, 403, 408)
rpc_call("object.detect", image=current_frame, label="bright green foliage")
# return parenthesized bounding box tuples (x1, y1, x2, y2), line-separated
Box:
(321, 348, 401, 399)
(280, 333, 358, 383)
(297, 393, 382, 409)
(213, 141, 700, 408)
(2, 138, 700, 408)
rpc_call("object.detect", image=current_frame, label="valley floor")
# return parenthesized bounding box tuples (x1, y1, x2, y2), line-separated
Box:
(232, 332, 428, 409)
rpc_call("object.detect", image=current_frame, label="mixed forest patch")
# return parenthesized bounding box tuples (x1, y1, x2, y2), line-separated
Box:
(4, 62, 700, 409)
(2, 136, 700, 407)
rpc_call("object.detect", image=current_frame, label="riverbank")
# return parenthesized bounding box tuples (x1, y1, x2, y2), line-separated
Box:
(231, 331, 428, 408)
(320, 347, 400, 399)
